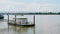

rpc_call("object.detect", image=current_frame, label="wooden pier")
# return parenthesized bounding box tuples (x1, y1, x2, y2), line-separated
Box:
(7, 15, 35, 26)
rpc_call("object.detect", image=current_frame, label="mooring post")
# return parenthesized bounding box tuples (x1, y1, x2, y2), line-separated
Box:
(15, 15, 17, 31)
(7, 14, 9, 32)
(8, 15, 9, 24)
(33, 15, 35, 34)
(15, 15, 16, 25)
(33, 15, 35, 25)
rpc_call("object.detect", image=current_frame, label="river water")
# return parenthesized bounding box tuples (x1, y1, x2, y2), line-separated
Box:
(0, 15, 60, 34)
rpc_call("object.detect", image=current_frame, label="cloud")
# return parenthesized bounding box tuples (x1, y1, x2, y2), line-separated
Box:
(0, 0, 60, 13)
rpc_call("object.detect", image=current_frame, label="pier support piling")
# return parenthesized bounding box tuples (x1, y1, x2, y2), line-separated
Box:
(33, 15, 35, 34)
(33, 15, 35, 25)
(15, 15, 16, 25)
(7, 14, 9, 32)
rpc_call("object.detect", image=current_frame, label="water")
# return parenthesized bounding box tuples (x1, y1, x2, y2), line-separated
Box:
(0, 15, 60, 34)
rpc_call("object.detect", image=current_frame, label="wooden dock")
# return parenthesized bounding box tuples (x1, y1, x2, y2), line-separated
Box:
(8, 23, 35, 26)
(7, 15, 35, 26)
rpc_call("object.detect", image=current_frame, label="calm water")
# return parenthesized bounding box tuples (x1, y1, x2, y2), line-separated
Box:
(0, 15, 60, 34)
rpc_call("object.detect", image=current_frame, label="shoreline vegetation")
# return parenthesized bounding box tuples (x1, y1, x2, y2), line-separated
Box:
(0, 12, 60, 15)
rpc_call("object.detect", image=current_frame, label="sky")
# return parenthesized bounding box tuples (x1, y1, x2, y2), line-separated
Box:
(0, 0, 60, 12)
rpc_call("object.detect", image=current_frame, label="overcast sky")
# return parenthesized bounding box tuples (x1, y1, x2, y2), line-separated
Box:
(0, 0, 60, 12)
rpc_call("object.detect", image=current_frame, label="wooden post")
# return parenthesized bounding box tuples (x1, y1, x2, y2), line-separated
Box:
(33, 15, 35, 25)
(7, 14, 9, 32)
(15, 15, 17, 31)
(33, 15, 35, 34)
(15, 15, 16, 25)
(8, 15, 9, 24)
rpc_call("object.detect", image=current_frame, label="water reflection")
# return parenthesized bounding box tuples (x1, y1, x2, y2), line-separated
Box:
(0, 19, 35, 34)
(8, 25, 35, 34)
(0, 19, 8, 29)
(0, 19, 8, 34)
